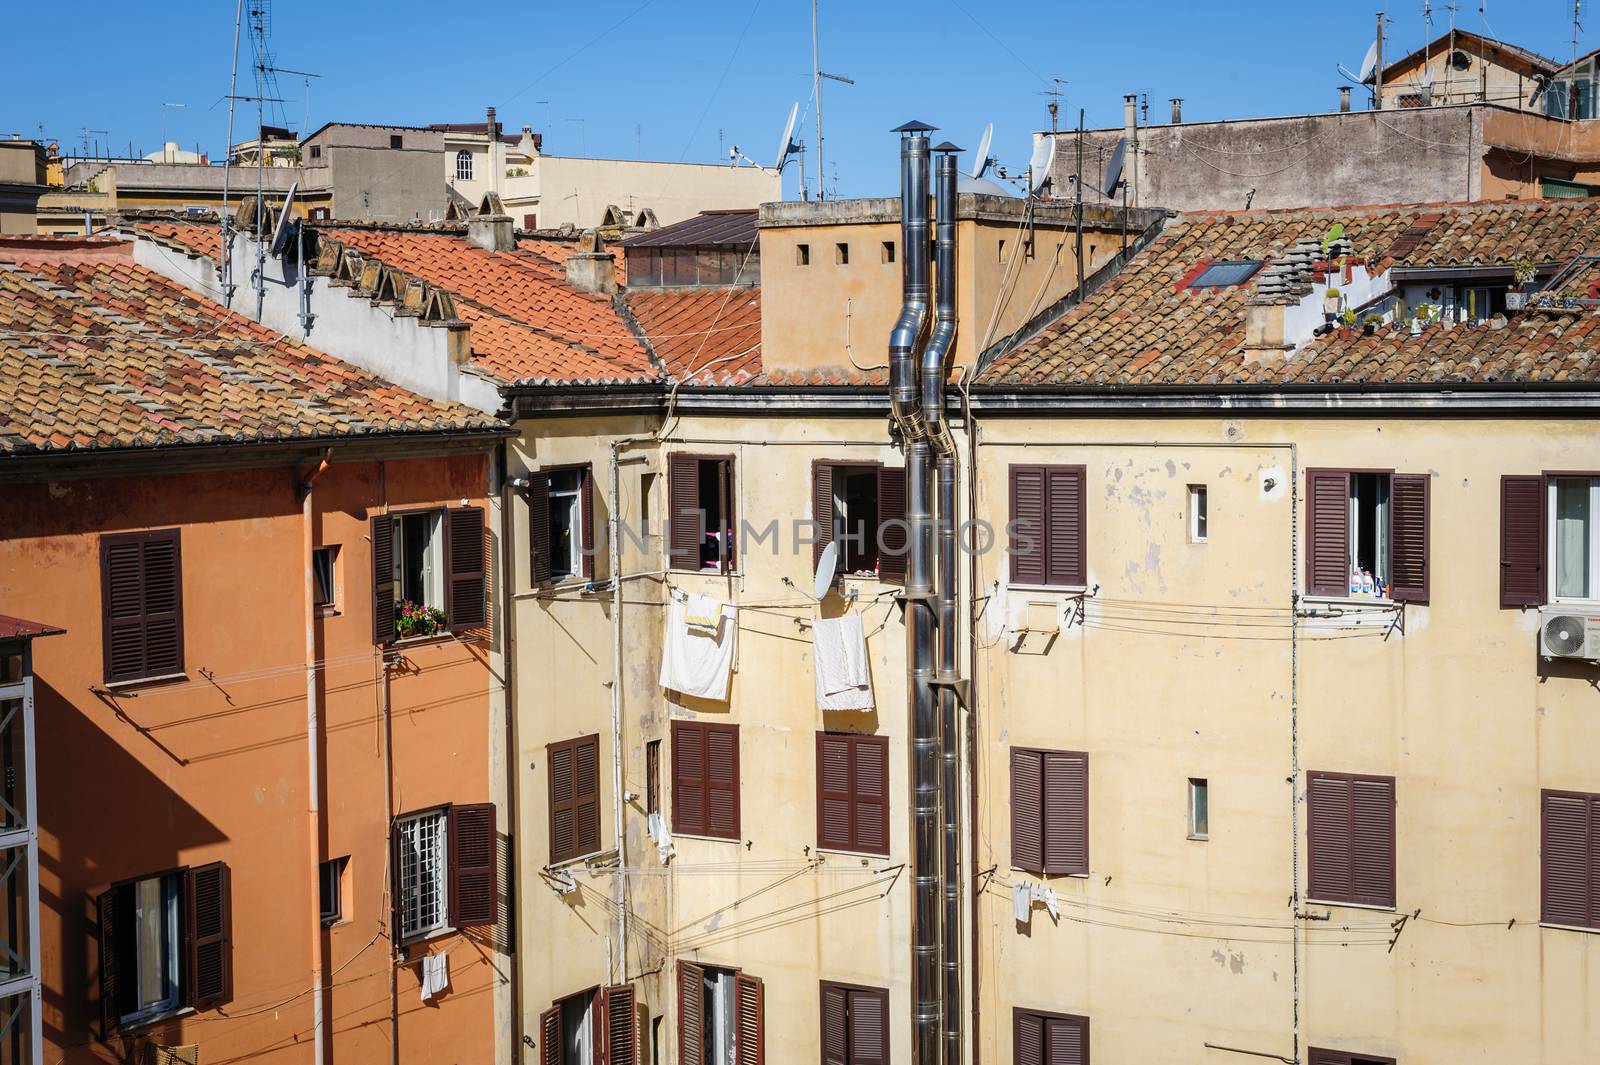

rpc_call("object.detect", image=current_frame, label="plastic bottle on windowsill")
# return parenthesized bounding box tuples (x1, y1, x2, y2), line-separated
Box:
(1349, 563, 1362, 598)
(1361, 570, 1375, 597)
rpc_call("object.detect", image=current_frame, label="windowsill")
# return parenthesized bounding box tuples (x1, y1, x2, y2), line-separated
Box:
(670, 831, 742, 844)
(322, 916, 351, 929)
(1011, 866, 1089, 879)
(545, 847, 616, 872)
(1187, 834, 1209, 842)
(1306, 898, 1396, 913)
(1006, 583, 1087, 595)
(816, 847, 893, 861)
(1540, 921, 1600, 934)
(1550, 596, 1600, 607)
(102, 671, 188, 692)
(119, 1005, 194, 1032)
(316, 606, 341, 618)
(669, 568, 741, 578)
(392, 632, 457, 648)
(1301, 595, 1398, 608)
(399, 925, 455, 949)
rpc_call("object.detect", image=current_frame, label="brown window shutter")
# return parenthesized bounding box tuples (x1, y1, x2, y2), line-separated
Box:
(849, 986, 887, 1065)
(575, 736, 601, 855)
(529, 472, 553, 585)
(447, 803, 498, 926)
(646, 739, 661, 815)
(539, 1005, 562, 1065)
(1500, 475, 1547, 607)
(548, 739, 577, 863)
(672, 721, 707, 837)
(581, 465, 597, 581)
(606, 983, 638, 1065)
(1014, 1010, 1044, 1065)
(668, 454, 703, 571)
(1306, 469, 1351, 597)
(184, 861, 233, 1009)
(854, 736, 889, 855)
(1307, 772, 1354, 902)
(876, 466, 909, 582)
(97, 887, 120, 1037)
(706, 724, 741, 840)
(371, 515, 396, 644)
(1388, 473, 1430, 603)
(821, 983, 849, 1065)
(447, 506, 487, 631)
(734, 973, 763, 1065)
(817, 733, 854, 852)
(141, 532, 183, 677)
(1306, 1051, 1348, 1065)
(1047, 1016, 1087, 1065)
(1042, 751, 1089, 876)
(1541, 789, 1593, 927)
(678, 962, 705, 1065)
(1011, 748, 1044, 874)
(101, 529, 184, 683)
(720, 458, 737, 571)
(1045, 466, 1086, 588)
(1351, 777, 1396, 908)
(813, 461, 836, 570)
(1010, 466, 1046, 585)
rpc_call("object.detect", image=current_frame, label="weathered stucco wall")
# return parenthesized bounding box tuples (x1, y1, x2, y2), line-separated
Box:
(502, 158, 779, 230)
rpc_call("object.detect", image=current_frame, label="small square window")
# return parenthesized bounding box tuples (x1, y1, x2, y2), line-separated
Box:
(320, 856, 349, 924)
(835, 242, 849, 265)
(797, 244, 811, 266)
(1187, 259, 1264, 289)
(389, 134, 403, 150)
(1188, 485, 1208, 543)
(309, 144, 321, 161)
(881, 241, 895, 263)
(313, 545, 340, 610)
(1188, 778, 1209, 840)
(998, 239, 1007, 262)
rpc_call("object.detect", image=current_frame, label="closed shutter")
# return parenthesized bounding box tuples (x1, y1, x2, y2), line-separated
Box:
(853, 736, 889, 855)
(1388, 473, 1430, 602)
(1306, 1051, 1347, 1065)
(673, 721, 707, 837)
(101, 529, 183, 682)
(813, 461, 837, 570)
(668, 454, 703, 571)
(821, 983, 848, 1065)
(877, 466, 908, 582)
(606, 983, 638, 1065)
(1044, 466, 1086, 588)
(1014, 1010, 1044, 1065)
(1351, 777, 1396, 908)
(549, 740, 576, 862)
(1541, 789, 1594, 927)
(678, 962, 705, 1065)
(447, 803, 498, 926)
(849, 987, 887, 1065)
(1011, 748, 1044, 874)
(529, 473, 552, 585)
(1306, 469, 1351, 597)
(1042, 751, 1089, 876)
(549, 735, 600, 863)
(706, 725, 741, 840)
(1010, 466, 1046, 585)
(447, 506, 487, 631)
(734, 973, 763, 1065)
(1045, 1016, 1086, 1065)
(371, 515, 396, 644)
(140, 532, 182, 677)
(816, 734, 890, 855)
(1500, 475, 1547, 607)
(97, 887, 120, 1037)
(184, 861, 233, 1009)
(817, 733, 854, 852)
(581, 466, 597, 581)
(540, 1005, 562, 1065)
(1307, 773, 1354, 902)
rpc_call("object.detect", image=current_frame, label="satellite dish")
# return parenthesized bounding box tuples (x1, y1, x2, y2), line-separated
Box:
(1027, 134, 1055, 196)
(973, 123, 994, 179)
(813, 540, 839, 600)
(1103, 137, 1127, 196)
(269, 180, 298, 256)
(774, 102, 801, 171)
(1358, 39, 1380, 83)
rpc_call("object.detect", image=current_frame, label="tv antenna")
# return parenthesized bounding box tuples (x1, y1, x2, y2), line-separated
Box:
(811, 0, 853, 199)
(1038, 77, 1066, 132)
(78, 128, 108, 158)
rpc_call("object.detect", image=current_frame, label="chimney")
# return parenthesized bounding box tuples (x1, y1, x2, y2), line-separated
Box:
(1123, 93, 1139, 206)
(1339, 86, 1352, 112)
(467, 197, 516, 253)
(485, 106, 498, 137)
(565, 229, 616, 294)
(1170, 98, 1183, 124)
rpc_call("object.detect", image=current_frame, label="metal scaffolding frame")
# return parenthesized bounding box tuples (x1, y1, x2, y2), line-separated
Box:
(0, 623, 53, 1065)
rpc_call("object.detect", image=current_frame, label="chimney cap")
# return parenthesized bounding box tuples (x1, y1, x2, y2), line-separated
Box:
(892, 120, 937, 133)
(932, 141, 963, 153)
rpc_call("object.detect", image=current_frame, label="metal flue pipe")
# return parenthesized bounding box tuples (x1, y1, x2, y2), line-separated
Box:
(890, 125, 934, 444)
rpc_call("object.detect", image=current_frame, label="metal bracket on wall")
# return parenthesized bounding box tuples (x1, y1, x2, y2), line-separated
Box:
(930, 674, 970, 707)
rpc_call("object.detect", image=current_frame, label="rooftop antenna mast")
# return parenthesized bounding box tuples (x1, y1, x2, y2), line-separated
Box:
(811, 0, 853, 199)
(1040, 77, 1066, 132)
(252, 0, 269, 320)
(220, 0, 243, 302)
(1575, 0, 1584, 64)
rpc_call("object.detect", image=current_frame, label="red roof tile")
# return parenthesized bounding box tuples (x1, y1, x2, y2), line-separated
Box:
(624, 287, 763, 384)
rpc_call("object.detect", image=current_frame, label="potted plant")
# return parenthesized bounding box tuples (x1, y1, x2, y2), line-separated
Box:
(1322, 287, 1342, 317)
(1507, 258, 1536, 309)
(396, 600, 448, 639)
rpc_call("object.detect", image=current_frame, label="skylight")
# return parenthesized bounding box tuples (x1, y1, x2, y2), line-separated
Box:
(1188, 260, 1264, 289)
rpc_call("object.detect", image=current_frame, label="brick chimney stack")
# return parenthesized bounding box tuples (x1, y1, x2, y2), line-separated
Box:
(565, 229, 616, 295)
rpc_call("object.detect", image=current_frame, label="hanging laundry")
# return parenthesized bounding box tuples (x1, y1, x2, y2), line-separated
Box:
(648, 811, 676, 865)
(660, 594, 738, 701)
(547, 868, 577, 895)
(419, 951, 450, 1003)
(1030, 882, 1060, 921)
(813, 611, 873, 711)
(684, 593, 724, 631)
(1012, 881, 1032, 925)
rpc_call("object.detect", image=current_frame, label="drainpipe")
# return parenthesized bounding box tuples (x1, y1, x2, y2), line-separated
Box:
(498, 443, 525, 1056)
(608, 441, 629, 983)
(300, 448, 332, 1065)
(960, 376, 981, 1065)
(890, 124, 933, 446)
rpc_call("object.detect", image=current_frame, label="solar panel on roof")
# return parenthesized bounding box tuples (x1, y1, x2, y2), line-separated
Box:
(1188, 260, 1264, 289)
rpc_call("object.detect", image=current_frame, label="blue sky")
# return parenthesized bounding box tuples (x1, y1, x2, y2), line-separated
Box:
(3, 1, 1591, 198)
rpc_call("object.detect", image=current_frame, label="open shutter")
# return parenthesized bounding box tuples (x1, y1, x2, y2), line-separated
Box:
(1044, 466, 1086, 588)
(849, 987, 887, 1065)
(447, 803, 498, 926)
(734, 973, 763, 1065)
(672, 722, 707, 837)
(141, 532, 183, 677)
(1500, 475, 1546, 607)
(668, 455, 702, 571)
(529, 473, 553, 585)
(678, 962, 705, 1065)
(185, 861, 233, 1009)
(581, 467, 597, 581)
(1011, 749, 1044, 874)
(606, 983, 638, 1065)
(706, 725, 741, 840)
(719, 459, 737, 571)
(575, 736, 601, 856)
(1010, 466, 1046, 585)
(1046, 1016, 1086, 1065)
(876, 466, 908, 582)
(97, 888, 120, 1037)
(540, 1005, 562, 1065)
(1042, 751, 1089, 876)
(1541, 790, 1591, 927)
(1306, 470, 1350, 597)
(1351, 777, 1396, 908)
(817, 733, 854, 852)
(821, 984, 848, 1065)
(1307, 773, 1354, 902)
(549, 740, 577, 863)
(813, 462, 836, 570)
(102, 535, 147, 682)
(854, 736, 889, 855)
(1306, 1051, 1348, 1065)
(1014, 1011, 1045, 1065)
(1388, 474, 1429, 602)
(447, 506, 487, 631)
(371, 515, 396, 644)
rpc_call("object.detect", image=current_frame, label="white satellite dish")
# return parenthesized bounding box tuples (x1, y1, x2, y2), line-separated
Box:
(1103, 137, 1127, 196)
(813, 540, 839, 600)
(1358, 39, 1380, 83)
(268, 180, 298, 257)
(1027, 134, 1055, 196)
(972, 122, 994, 179)
(774, 102, 801, 171)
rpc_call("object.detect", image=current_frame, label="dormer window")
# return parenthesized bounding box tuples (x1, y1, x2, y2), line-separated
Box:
(1187, 260, 1264, 289)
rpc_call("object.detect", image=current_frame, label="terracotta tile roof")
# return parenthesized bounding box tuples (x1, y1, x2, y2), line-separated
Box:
(0, 240, 500, 457)
(138, 219, 224, 266)
(624, 287, 763, 384)
(979, 198, 1600, 389)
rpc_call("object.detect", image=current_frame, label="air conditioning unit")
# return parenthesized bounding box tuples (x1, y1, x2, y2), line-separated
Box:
(1538, 606, 1600, 660)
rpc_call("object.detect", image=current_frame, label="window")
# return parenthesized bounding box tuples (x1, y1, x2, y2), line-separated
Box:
(816, 733, 889, 855)
(1541, 788, 1600, 929)
(672, 721, 740, 840)
(1010, 747, 1089, 876)
(1305, 470, 1429, 601)
(678, 962, 761, 1065)
(1306, 771, 1395, 908)
(524, 213, 538, 229)
(313, 545, 339, 612)
(548, 735, 602, 864)
(100, 528, 184, 684)
(455, 149, 474, 181)
(641, 471, 657, 534)
(389, 134, 404, 149)
(1542, 176, 1600, 199)
(1187, 259, 1264, 289)
(812, 461, 908, 580)
(539, 984, 638, 1065)
(646, 739, 662, 815)
(998, 239, 1007, 262)
(1013, 1008, 1088, 1065)
(835, 242, 849, 265)
(530, 466, 594, 584)
(392, 803, 498, 942)
(1551, 476, 1600, 600)
(668, 454, 736, 573)
(370, 507, 485, 643)
(1188, 778, 1209, 840)
(1307, 1051, 1394, 1065)
(881, 241, 895, 264)
(1188, 485, 1208, 543)
(309, 144, 322, 161)
(797, 244, 811, 266)
(1008, 465, 1086, 588)
(820, 982, 888, 1065)
(320, 856, 348, 924)
(96, 863, 232, 1034)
